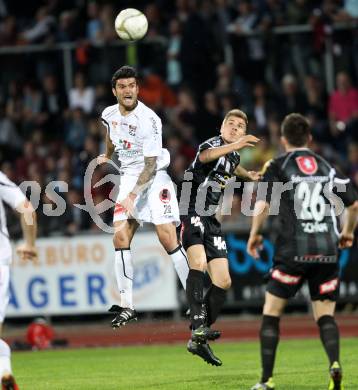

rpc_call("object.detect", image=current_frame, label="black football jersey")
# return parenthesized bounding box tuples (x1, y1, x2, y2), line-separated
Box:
(179, 136, 241, 215)
(261, 149, 357, 263)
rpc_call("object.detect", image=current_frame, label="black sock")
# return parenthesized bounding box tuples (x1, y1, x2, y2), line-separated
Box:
(204, 284, 227, 327)
(186, 269, 205, 329)
(317, 315, 340, 365)
(260, 315, 280, 383)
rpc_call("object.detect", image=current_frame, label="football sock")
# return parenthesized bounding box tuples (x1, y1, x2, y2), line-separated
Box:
(167, 244, 189, 290)
(204, 284, 227, 326)
(186, 269, 205, 329)
(317, 315, 340, 365)
(260, 315, 280, 383)
(0, 339, 11, 378)
(114, 248, 134, 309)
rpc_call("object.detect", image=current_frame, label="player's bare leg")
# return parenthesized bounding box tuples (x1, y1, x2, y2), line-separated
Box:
(109, 220, 139, 328)
(155, 223, 189, 289)
(312, 300, 342, 390)
(252, 293, 287, 390)
(0, 327, 18, 390)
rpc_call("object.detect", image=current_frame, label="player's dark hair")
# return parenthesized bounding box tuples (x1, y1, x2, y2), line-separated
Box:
(223, 109, 248, 126)
(111, 66, 138, 88)
(281, 113, 310, 147)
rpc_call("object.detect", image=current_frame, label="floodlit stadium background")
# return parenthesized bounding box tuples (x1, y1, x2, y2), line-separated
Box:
(0, 0, 357, 345)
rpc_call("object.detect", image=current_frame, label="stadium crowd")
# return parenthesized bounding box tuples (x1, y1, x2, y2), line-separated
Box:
(0, 0, 357, 236)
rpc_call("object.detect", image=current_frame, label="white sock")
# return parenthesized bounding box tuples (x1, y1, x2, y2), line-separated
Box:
(168, 244, 189, 290)
(0, 339, 11, 378)
(114, 249, 134, 309)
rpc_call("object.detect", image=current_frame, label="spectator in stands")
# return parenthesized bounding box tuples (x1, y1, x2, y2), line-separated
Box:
(197, 91, 222, 140)
(69, 72, 95, 114)
(167, 18, 183, 90)
(56, 10, 78, 43)
(0, 104, 22, 158)
(251, 81, 277, 134)
(278, 73, 307, 117)
(20, 6, 55, 44)
(0, 15, 18, 46)
(328, 71, 358, 138)
(65, 108, 87, 151)
(229, 0, 265, 83)
(138, 70, 177, 111)
(86, 1, 102, 43)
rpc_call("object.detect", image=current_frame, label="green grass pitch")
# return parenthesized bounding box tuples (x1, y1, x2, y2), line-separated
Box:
(13, 338, 358, 389)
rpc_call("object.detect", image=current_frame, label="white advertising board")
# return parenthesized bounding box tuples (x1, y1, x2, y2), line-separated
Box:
(7, 232, 178, 317)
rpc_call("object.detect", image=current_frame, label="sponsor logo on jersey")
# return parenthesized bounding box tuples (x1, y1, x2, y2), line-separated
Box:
(296, 156, 318, 175)
(272, 269, 301, 285)
(319, 278, 338, 294)
(119, 139, 132, 149)
(159, 188, 171, 203)
(129, 125, 137, 136)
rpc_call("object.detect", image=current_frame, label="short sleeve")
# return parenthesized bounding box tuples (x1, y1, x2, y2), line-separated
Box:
(0, 172, 26, 210)
(142, 115, 162, 157)
(198, 141, 213, 153)
(258, 159, 280, 203)
(333, 171, 358, 207)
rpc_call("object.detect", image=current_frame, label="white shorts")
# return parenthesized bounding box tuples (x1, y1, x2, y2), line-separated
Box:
(113, 171, 180, 226)
(0, 265, 9, 323)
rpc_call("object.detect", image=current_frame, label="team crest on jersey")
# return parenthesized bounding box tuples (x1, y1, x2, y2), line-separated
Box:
(129, 125, 137, 136)
(111, 121, 118, 129)
(296, 156, 318, 175)
(159, 188, 171, 203)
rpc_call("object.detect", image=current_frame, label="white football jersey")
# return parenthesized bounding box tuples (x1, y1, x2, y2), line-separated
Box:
(101, 101, 170, 176)
(0, 171, 26, 264)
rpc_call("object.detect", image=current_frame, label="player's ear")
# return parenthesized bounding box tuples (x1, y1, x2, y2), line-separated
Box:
(308, 134, 313, 145)
(112, 88, 117, 97)
(280, 136, 288, 148)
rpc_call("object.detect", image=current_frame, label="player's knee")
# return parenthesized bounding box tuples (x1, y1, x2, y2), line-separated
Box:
(189, 258, 206, 271)
(113, 233, 130, 249)
(157, 230, 176, 252)
(216, 276, 231, 290)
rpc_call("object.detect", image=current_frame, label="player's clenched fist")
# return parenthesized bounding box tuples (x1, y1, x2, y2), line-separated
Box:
(247, 234, 263, 259)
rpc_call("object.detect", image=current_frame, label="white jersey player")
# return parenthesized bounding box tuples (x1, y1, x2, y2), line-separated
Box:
(0, 171, 37, 389)
(97, 66, 189, 328)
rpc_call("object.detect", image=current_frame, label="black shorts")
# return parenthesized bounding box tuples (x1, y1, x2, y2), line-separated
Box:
(180, 214, 227, 262)
(267, 260, 340, 301)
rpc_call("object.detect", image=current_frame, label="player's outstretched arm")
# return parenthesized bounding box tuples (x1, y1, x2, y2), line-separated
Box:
(339, 200, 358, 249)
(247, 200, 269, 259)
(97, 132, 115, 164)
(199, 135, 259, 164)
(16, 200, 38, 261)
(234, 165, 261, 181)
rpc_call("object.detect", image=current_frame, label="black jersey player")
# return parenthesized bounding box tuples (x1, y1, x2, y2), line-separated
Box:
(247, 113, 358, 390)
(179, 109, 260, 365)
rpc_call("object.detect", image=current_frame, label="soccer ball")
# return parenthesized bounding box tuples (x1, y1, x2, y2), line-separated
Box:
(115, 8, 148, 41)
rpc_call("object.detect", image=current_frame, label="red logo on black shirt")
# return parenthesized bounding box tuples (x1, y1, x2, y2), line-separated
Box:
(159, 188, 171, 203)
(296, 156, 318, 175)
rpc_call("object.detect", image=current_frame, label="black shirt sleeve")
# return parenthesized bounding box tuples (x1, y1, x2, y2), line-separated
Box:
(257, 159, 281, 203)
(333, 171, 358, 207)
